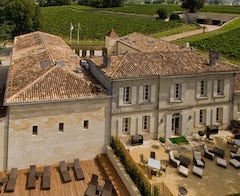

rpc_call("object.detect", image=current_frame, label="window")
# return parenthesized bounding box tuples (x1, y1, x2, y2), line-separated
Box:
(174, 83, 181, 100)
(199, 110, 203, 123)
(142, 116, 150, 132)
(143, 85, 149, 101)
(59, 123, 64, 132)
(199, 109, 206, 124)
(32, 126, 38, 135)
(217, 80, 224, 95)
(123, 118, 130, 134)
(83, 120, 89, 129)
(200, 81, 206, 97)
(216, 108, 221, 122)
(123, 87, 130, 103)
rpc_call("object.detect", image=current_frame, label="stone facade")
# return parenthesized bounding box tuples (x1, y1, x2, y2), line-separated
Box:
(7, 98, 110, 170)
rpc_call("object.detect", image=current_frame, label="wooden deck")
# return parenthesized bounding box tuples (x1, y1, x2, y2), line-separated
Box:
(0, 156, 129, 196)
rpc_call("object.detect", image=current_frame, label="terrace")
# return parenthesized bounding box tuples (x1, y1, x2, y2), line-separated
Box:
(122, 130, 240, 195)
(0, 155, 130, 196)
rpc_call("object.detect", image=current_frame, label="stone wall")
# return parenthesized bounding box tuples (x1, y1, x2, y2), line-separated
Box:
(7, 98, 111, 170)
(0, 117, 8, 171)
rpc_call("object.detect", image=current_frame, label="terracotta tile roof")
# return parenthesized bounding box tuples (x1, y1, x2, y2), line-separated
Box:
(91, 51, 239, 80)
(5, 32, 107, 105)
(106, 29, 119, 39)
(118, 32, 182, 52)
(235, 73, 240, 94)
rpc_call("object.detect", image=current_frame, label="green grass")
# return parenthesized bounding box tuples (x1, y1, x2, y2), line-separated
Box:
(173, 17, 240, 64)
(152, 24, 199, 38)
(169, 136, 189, 144)
(40, 5, 185, 44)
(102, 4, 240, 16)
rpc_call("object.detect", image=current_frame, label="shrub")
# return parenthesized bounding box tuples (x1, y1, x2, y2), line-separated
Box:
(169, 13, 180, 20)
(111, 137, 151, 196)
(156, 8, 168, 19)
(198, 130, 205, 136)
(159, 136, 166, 143)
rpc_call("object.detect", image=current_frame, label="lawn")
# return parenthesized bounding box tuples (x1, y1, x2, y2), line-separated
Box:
(40, 5, 186, 44)
(169, 136, 189, 144)
(103, 4, 240, 15)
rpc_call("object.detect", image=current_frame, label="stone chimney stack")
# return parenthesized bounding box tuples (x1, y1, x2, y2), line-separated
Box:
(103, 54, 111, 68)
(209, 50, 219, 66)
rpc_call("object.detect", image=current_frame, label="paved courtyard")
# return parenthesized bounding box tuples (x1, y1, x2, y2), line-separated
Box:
(125, 131, 240, 196)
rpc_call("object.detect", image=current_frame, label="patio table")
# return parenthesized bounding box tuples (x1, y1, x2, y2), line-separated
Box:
(147, 158, 161, 170)
(178, 155, 190, 168)
(210, 147, 225, 158)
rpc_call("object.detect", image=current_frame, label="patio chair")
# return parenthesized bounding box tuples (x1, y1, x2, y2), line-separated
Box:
(5, 168, 17, 192)
(101, 179, 113, 196)
(217, 157, 227, 168)
(150, 151, 155, 159)
(229, 159, 240, 169)
(203, 144, 215, 160)
(27, 165, 36, 189)
(193, 151, 205, 168)
(42, 166, 51, 190)
(85, 174, 98, 196)
(178, 165, 188, 177)
(193, 166, 203, 178)
(140, 154, 147, 165)
(230, 148, 240, 159)
(73, 159, 84, 181)
(169, 151, 180, 168)
(59, 161, 71, 183)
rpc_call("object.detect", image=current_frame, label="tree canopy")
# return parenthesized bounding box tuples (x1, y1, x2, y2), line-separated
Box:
(0, 0, 41, 41)
(181, 0, 205, 13)
(78, 0, 124, 8)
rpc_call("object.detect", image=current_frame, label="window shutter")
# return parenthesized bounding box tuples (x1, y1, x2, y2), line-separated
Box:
(170, 84, 174, 102)
(151, 84, 156, 103)
(224, 79, 230, 97)
(196, 81, 201, 99)
(150, 115, 155, 133)
(207, 80, 212, 98)
(130, 117, 136, 136)
(181, 83, 186, 101)
(119, 87, 123, 106)
(131, 86, 137, 105)
(195, 110, 199, 127)
(138, 116, 142, 135)
(166, 114, 172, 139)
(213, 80, 218, 97)
(206, 108, 211, 126)
(222, 106, 229, 124)
(212, 108, 216, 125)
(181, 112, 188, 136)
(118, 118, 122, 137)
(139, 86, 143, 104)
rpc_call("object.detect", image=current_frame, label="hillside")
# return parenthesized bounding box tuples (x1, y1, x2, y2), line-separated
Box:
(40, 5, 186, 45)
(174, 17, 240, 65)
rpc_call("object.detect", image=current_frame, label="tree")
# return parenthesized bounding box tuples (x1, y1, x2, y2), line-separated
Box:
(4, 0, 41, 37)
(181, 0, 205, 13)
(156, 8, 168, 19)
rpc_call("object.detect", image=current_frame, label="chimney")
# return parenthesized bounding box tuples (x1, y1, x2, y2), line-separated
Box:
(103, 54, 111, 68)
(209, 50, 219, 66)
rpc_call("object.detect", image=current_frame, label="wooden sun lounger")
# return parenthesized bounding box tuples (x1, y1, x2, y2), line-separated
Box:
(73, 159, 84, 180)
(5, 168, 17, 192)
(59, 161, 71, 183)
(42, 166, 51, 190)
(85, 174, 98, 196)
(27, 165, 36, 189)
(101, 179, 113, 196)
